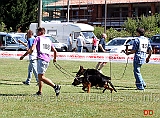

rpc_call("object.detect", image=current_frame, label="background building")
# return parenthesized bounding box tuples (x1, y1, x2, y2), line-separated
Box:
(43, 0, 160, 28)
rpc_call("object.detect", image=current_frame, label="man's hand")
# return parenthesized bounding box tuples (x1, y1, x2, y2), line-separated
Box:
(20, 56, 24, 60)
(146, 57, 150, 63)
(53, 59, 57, 63)
(125, 52, 130, 55)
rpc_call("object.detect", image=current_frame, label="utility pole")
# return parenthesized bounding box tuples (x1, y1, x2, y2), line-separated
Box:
(38, 0, 42, 28)
(104, 0, 107, 33)
(67, 0, 70, 22)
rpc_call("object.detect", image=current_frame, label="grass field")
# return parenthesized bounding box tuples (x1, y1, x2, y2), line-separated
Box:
(0, 58, 160, 118)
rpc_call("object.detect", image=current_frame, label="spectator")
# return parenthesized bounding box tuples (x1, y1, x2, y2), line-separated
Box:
(19, 30, 38, 85)
(95, 33, 107, 73)
(76, 33, 85, 52)
(30, 27, 61, 96)
(67, 33, 72, 51)
(92, 36, 97, 52)
(125, 27, 152, 90)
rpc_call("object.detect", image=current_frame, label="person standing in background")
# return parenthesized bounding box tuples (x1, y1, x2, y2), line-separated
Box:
(92, 36, 97, 52)
(19, 30, 38, 85)
(67, 33, 72, 51)
(125, 28, 152, 90)
(95, 33, 107, 73)
(76, 33, 85, 52)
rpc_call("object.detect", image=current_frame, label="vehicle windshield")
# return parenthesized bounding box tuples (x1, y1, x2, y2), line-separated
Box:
(14, 37, 27, 43)
(82, 31, 95, 39)
(46, 36, 59, 43)
(150, 36, 160, 43)
(107, 39, 126, 46)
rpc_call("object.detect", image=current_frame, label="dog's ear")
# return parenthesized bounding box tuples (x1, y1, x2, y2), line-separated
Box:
(80, 66, 83, 70)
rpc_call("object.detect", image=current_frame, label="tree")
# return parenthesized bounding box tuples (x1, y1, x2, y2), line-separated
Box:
(123, 17, 138, 36)
(0, 0, 38, 32)
(138, 15, 156, 32)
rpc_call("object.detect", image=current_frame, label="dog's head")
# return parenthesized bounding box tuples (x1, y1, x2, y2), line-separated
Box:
(72, 77, 83, 86)
(76, 66, 86, 77)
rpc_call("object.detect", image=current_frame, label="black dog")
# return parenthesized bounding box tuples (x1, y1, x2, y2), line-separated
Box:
(72, 66, 117, 93)
(76, 66, 101, 77)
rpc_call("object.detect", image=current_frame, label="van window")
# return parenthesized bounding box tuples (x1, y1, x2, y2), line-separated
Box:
(47, 30, 57, 36)
(14, 37, 27, 43)
(0, 35, 5, 46)
(82, 31, 94, 39)
(74, 32, 80, 39)
(6, 37, 13, 44)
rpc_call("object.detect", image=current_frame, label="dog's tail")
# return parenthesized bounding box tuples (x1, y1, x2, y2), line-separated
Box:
(108, 81, 117, 92)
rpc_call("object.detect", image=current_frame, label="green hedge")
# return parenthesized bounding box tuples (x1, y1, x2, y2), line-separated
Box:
(94, 14, 160, 42)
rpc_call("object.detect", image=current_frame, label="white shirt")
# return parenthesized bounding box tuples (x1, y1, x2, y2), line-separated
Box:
(40, 37, 51, 54)
(77, 36, 85, 46)
(67, 36, 72, 45)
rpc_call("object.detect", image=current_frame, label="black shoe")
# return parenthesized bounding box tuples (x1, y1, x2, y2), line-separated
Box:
(36, 91, 42, 95)
(22, 81, 29, 85)
(54, 85, 61, 96)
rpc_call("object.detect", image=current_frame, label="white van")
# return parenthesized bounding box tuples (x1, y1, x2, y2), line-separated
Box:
(0, 32, 27, 51)
(30, 21, 98, 52)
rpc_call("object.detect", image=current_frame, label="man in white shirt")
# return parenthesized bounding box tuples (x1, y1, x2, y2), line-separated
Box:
(76, 33, 85, 52)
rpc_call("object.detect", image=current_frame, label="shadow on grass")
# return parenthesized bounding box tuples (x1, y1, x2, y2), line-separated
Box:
(115, 85, 157, 90)
(115, 85, 136, 90)
(72, 72, 77, 74)
(0, 82, 22, 86)
(1, 79, 23, 82)
(0, 93, 29, 96)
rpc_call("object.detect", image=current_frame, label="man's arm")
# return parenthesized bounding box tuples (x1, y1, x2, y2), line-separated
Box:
(51, 46, 57, 63)
(98, 44, 105, 52)
(146, 49, 152, 63)
(28, 44, 36, 54)
(18, 40, 27, 47)
(125, 49, 136, 55)
(20, 48, 31, 60)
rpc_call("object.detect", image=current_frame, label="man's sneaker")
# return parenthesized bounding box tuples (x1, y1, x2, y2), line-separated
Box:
(22, 81, 29, 85)
(54, 85, 61, 96)
(36, 91, 42, 95)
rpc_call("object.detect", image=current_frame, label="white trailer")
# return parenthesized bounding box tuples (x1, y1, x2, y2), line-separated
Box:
(29, 21, 98, 52)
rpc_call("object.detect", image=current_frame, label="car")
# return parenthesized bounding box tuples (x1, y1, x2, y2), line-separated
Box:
(15, 33, 27, 39)
(150, 34, 160, 54)
(105, 37, 137, 53)
(0, 32, 27, 51)
(45, 35, 68, 52)
(34, 34, 68, 52)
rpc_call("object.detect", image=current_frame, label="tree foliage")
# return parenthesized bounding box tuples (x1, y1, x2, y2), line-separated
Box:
(123, 15, 160, 37)
(0, 22, 12, 32)
(0, 0, 38, 32)
(123, 17, 138, 36)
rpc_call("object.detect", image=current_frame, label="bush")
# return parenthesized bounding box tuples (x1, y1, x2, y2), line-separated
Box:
(94, 14, 160, 40)
(93, 26, 104, 39)
(0, 22, 12, 32)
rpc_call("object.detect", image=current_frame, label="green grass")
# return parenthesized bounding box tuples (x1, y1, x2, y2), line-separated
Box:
(0, 58, 160, 118)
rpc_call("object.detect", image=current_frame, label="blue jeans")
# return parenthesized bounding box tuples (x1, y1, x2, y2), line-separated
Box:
(133, 62, 146, 90)
(68, 45, 72, 51)
(25, 59, 38, 84)
(77, 46, 83, 52)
